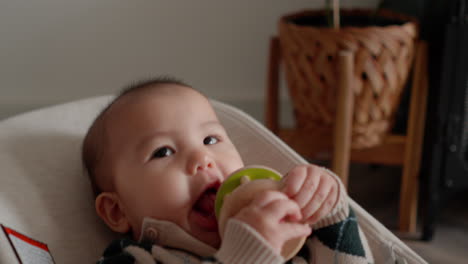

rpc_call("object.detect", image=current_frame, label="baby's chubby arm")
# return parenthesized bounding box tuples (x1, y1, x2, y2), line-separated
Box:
(281, 164, 340, 225)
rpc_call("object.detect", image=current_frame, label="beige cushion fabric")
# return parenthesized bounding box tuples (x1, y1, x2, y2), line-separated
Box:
(0, 96, 426, 263)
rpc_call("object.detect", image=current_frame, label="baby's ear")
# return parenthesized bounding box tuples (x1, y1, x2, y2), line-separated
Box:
(95, 192, 131, 234)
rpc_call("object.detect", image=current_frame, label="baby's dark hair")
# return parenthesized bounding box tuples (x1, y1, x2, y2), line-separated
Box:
(82, 76, 191, 198)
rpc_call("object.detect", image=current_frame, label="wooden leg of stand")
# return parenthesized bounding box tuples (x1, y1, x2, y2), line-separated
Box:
(332, 51, 354, 188)
(265, 37, 281, 134)
(400, 41, 429, 233)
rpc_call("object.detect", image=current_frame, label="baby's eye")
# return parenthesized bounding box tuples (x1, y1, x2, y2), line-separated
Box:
(203, 136, 219, 145)
(151, 147, 174, 159)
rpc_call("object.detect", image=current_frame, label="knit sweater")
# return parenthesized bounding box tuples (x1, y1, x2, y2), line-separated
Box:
(97, 171, 374, 264)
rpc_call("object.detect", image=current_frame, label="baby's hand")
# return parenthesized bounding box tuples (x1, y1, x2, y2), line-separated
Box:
(233, 190, 311, 254)
(281, 165, 339, 225)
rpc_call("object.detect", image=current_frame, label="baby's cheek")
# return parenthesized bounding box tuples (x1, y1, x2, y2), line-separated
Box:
(144, 191, 190, 226)
(226, 153, 244, 172)
(145, 183, 188, 211)
(163, 185, 191, 205)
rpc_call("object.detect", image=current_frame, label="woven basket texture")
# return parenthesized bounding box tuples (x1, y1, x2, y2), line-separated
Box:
(279, 9, 418, 149)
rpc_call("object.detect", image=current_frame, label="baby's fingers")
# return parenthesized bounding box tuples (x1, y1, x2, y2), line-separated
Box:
(303, 182, 337, 223)
(262, 196, 303, 222)
(293, 167, 322, 208)
(281, 166, 307, 197)
(281, 222, 312, 241)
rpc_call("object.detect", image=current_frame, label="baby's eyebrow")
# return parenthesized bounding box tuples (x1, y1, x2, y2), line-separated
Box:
(136, 130, 172, 152)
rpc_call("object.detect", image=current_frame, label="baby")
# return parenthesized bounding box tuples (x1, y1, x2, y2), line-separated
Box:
(82, 77, 373, 263)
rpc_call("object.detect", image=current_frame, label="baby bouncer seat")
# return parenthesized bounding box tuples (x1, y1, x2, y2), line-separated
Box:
(0, 96, 427, 263)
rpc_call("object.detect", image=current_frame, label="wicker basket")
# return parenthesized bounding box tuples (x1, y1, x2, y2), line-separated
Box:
(279, 9, 418, 149)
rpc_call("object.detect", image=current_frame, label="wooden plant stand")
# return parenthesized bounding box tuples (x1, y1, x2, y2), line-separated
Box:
(265, 37, 428, 234)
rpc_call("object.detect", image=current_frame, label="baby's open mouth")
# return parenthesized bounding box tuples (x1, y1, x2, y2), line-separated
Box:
(191, 182, 221, 231)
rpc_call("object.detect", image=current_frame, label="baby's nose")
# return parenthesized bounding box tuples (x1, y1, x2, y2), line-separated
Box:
(197, 160, 213, 171)
(188, 150, 214, 174)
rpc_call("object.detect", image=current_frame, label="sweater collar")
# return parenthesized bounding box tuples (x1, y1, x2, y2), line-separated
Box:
(139, 217, 217, 257)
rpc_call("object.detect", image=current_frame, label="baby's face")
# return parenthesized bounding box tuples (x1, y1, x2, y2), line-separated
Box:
(104, 86, 244, 247)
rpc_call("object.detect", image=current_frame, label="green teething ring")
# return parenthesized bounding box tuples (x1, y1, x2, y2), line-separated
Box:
(215, 166, 281, 218)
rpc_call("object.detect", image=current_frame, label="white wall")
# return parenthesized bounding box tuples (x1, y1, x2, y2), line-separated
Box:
(0, 0, 378, 120)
